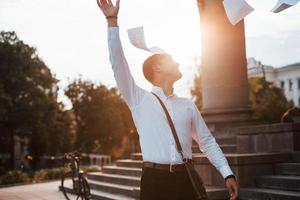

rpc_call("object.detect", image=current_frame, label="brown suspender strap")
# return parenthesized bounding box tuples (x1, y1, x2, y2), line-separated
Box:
(151, 92, 185, 160)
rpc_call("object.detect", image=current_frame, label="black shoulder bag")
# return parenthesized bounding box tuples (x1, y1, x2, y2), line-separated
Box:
(151, 92, 209, 200)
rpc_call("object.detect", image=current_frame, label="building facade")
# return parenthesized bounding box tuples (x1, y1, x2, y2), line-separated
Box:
(247, 58, 300, 107)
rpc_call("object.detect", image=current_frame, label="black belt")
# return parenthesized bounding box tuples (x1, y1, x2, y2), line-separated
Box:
(143, 159, 194, 173)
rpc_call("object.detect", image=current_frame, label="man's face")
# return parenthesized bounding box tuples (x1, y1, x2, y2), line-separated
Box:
(158, 55, 182, 81)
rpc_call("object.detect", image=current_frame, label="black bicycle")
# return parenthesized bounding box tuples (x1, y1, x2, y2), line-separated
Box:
(60, 151, 91, 200)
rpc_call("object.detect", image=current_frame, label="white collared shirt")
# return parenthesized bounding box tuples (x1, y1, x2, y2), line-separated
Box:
(107, 26, 234, 179)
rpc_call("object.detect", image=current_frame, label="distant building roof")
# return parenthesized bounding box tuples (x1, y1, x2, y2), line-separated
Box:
(276, 63, 300, 72)
(247, 58, 300, 73)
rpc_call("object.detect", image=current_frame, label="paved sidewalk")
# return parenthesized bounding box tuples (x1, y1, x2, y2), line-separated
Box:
(0, 180, 72, 200)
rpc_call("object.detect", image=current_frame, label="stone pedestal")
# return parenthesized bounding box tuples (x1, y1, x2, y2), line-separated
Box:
(234, 123, 300, 153)
(193, 122, 300, 187)
(194, 152, 293, 187)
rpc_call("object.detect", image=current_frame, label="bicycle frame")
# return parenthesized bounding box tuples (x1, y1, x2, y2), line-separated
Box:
(61, 151, 91, 200)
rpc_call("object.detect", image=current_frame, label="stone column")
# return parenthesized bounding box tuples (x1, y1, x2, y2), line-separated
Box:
(198, 0, 253, 127)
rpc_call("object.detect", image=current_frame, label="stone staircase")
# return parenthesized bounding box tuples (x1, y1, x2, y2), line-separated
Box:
(61, 133, 300, 200)
(239, 151, 300, 200)
(84, 137, 236, 200)
(86, 160, 230, 200)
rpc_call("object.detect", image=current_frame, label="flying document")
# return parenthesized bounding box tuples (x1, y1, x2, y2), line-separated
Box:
(271, 0, 299, 13)
(127, 26, 165, 54)
(223, 0, 254, 25)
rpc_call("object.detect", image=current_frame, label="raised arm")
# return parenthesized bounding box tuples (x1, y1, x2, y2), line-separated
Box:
(191, 102, 239, 200)
(96, 0, 146, 108)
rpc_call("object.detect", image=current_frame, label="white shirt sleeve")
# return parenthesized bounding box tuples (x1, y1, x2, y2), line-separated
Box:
(107, 27, 146, 108)
(191, 102, 234, 179)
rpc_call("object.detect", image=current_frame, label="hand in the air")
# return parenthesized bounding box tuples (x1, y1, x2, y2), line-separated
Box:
(96, 0, 120, 17)
(225, 177, 239, 200)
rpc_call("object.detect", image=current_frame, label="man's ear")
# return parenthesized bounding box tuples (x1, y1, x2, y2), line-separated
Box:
(152, 64, 162, 73)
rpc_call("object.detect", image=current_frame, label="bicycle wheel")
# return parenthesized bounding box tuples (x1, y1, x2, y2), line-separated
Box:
(61, 171, 83, 200)
(81, 176, 91, 200)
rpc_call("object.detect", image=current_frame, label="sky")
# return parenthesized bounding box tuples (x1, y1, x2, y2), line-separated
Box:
(1, 0, 300, 109)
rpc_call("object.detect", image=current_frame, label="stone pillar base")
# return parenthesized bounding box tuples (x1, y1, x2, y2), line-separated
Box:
(194, 152, 294, 187)
(201, 106, 260, 137)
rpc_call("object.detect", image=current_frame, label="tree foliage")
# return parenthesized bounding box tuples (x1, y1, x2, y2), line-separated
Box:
(65, 78, 137, 159)
(191, 68, 294, 123)
(0, 30, 138, 172)
(0, 31, 71, 169)
(248, 77, 294, 123)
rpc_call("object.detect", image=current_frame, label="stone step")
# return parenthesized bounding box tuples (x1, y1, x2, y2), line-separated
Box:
(91, 189, 135, 200)
(88, 179, 140, 198)
(255, 175, 300, 192)
(87, 172, 140, 187)
(275, 163, 300, 176)
(240, 187, 300, 200)
(216, 137, 237, 145)
(90, 181, 230, 200)
(59, 180, 135, 200)
(192, 144, 237, 154)
(293, 151, 300, 162)
(129, 152, 241, 162)
(219, 144, 237, 153)
(130, 153, 143, 160)
(131, 145, 237, 161)
(116, 159, 143, 168)
(102, 166, 142, 177)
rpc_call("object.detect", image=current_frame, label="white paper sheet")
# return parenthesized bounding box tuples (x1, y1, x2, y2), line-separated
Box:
(271, 0, 299, 13)
(127, 26, 165, 54)
(223, 0, 254, 25)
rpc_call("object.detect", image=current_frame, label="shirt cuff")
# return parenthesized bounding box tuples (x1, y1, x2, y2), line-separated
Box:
(219, 164, 234, 179)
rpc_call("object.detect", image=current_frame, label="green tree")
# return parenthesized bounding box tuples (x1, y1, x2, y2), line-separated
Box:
(248, 77, 294, 123)
(65, 78, 137, 160)
(190, 68, 293, 123)
(0, 31, 71, 170)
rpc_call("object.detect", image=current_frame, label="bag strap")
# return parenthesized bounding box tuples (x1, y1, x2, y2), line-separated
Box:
(151, 92, 186, 161)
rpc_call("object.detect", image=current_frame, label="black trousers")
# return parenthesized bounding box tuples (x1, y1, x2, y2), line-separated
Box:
(140, 166, 206, 200)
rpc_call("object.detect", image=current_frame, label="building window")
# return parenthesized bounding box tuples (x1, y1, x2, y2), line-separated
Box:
(298, 78, 300, 90)
(289, 79, 292, 91)
(280, 80, 285, 89)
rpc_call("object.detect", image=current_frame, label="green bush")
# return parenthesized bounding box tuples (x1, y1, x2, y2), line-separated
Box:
(81, 166, 101, 175)
(32, 169, 47, 183)
(0, 166, 101, 185)
(33, 167, 65, 182)
(45, 167, 65, 180)
(0, 170, 30, 185)
(33, 166, 100, 182)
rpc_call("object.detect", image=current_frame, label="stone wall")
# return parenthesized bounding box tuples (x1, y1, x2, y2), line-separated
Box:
(234, 123, 300, 153)
(194, 152, 293, 187)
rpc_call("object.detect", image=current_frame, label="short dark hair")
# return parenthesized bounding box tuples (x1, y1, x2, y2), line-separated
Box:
(143, 53, 170, 84)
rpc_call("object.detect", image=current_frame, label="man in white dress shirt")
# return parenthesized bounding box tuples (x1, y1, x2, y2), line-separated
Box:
(96, 0, 239, 199)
